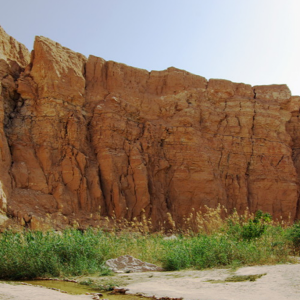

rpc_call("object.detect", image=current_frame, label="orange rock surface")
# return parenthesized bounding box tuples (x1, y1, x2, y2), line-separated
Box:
(0, 26, 30, 226)
(0, 26, 299, 230)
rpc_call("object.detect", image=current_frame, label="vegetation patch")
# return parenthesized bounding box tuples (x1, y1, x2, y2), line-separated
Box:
(207, 273, 267, 283)
(0, 209, 299, 280)
(225, 273, 266, 282)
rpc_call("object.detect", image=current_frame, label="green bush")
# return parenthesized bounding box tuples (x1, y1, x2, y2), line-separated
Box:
(286, 222, 300, 249)
(240, 219, 266, 241)
(227, 210, 272, 241)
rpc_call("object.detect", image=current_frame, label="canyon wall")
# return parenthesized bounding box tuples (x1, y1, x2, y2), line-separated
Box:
(0, 26, 300, 230)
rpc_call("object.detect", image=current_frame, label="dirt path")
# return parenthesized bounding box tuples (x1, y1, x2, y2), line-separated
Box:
(1, 263, 300, 300)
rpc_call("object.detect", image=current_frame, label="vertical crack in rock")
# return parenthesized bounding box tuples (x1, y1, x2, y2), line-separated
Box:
(286, 96, 300, 219)
(245, 90, 257, 209)
(275, 155, 285, 167)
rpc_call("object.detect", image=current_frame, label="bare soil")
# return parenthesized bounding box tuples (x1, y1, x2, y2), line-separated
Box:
(1, 263, 300, 300)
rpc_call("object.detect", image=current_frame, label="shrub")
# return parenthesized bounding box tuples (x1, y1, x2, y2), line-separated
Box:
(286, 222, 300, 249)
(227, 210, 272, 241)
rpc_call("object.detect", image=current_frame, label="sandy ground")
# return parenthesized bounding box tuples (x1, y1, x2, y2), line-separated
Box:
(122, 263, 300, 299)
(0, 282, 92, 300)
(1, 263, 300, 300)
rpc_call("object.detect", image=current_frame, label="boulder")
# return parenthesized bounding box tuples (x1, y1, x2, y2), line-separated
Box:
(105, 255, 163, 273)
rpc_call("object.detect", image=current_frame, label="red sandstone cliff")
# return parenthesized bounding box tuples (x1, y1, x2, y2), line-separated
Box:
(0, 26, 299, 230)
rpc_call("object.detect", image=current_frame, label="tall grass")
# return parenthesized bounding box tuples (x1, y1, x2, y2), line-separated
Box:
(0, 230, 108, 279)
(0, 229, 164, 279)
(161, 226, 292, 270)
(0, 208, 299, 280)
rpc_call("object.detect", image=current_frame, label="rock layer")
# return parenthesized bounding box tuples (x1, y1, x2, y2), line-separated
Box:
(0, 26, 299, 230)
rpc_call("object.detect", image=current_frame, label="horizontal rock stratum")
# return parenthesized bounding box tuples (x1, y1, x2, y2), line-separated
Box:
(1, 26, 300, 230)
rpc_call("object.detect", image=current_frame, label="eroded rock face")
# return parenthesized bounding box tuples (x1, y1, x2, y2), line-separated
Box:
(0, 26, 30, 224)
(0, 26, 300, 230)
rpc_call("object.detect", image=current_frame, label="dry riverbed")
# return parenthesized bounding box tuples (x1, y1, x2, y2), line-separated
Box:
(1, 263, 300, 300)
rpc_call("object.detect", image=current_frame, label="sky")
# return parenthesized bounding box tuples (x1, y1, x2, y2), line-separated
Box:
(1, 0, 300, 95)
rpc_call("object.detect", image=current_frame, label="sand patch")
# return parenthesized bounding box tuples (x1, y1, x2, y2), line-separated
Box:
(1, 263, 300, 300)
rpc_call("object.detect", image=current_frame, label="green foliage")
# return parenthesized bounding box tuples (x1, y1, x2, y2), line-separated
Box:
(224, 273, 266, 282)
(286, 222, 300, 249)
(254, 210, 272, 223)
(161, 235, 246, 271)
(161, 211, 291, 271)
(227, 210, 272, 241)
(240, 219, 266, 241)
(0, 229, 107, 279)
(0, 229, 164, 280)
(207, 273, 267, 283)
(160, 229, 290, 271)
(0, 210, 297, 279)
(240, 210, 272, 241)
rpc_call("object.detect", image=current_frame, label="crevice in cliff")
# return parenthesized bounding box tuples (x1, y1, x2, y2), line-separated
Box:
(275, 155, 284, 167)
(295, 197, 300, 220)
(223, 99, 228, 111)
(103, 61, 109, 90)
(2, 78, 24, 132)
(83, 61, 87, 84)
(1, 68, 27, 196)
(251, 104, 256, 136)
(130, 168, 139, 218)
(165, 192, 172, 211)
(245, 97, 257, 210)
(218, 147, 224, 169)
(286, 113, 300, 219)
(97, 166, 108, 215)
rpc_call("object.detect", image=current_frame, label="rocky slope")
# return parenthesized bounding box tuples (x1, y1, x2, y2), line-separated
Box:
(0, 26, 299, 230)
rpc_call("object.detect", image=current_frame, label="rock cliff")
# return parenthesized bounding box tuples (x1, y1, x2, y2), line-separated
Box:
(1, 26, 300, 230)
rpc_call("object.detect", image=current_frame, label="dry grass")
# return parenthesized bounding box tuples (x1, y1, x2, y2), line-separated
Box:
(99, 205, 293, 236)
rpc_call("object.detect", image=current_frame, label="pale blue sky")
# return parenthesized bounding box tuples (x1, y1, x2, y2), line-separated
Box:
(1, 0, 300, 95)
